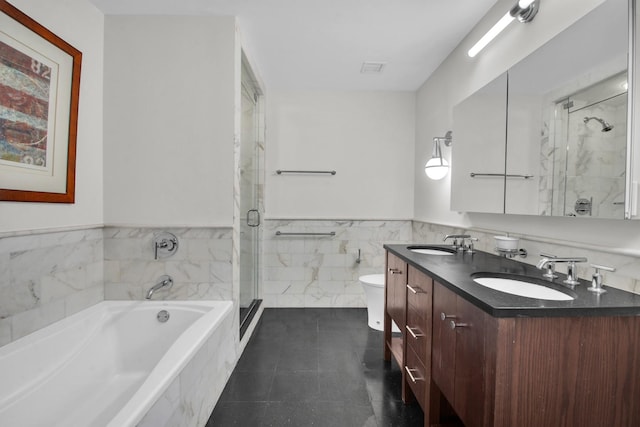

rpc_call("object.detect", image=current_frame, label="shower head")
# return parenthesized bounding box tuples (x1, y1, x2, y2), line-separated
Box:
(583, 116, 613, 132)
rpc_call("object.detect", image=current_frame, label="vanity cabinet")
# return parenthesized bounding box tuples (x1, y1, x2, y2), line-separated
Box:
(404, 266, 433, 412)
(432, 281, 487, 427)
(384, 247, 640, 427)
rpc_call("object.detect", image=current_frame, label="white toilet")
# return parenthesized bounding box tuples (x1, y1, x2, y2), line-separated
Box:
(359, 274, 400, 332)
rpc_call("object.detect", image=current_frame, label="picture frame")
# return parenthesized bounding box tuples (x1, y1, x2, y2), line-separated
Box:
(0, 0, 81, 203)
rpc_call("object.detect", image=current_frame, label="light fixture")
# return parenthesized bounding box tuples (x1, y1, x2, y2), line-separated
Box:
(468, 0, 539, 58)
(425, 131, 452, 180)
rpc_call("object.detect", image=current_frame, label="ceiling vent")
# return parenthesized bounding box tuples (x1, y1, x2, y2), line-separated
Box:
(360, 61, 386, 74)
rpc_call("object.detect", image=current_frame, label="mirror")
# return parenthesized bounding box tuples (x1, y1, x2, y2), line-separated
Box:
(452, 0, 630, 218)
(451, 73, 507, 214)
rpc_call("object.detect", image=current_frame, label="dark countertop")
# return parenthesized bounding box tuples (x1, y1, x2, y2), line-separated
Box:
(384, 244, 640, 318)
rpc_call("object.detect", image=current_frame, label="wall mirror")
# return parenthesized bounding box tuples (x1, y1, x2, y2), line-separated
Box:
(452, 0, 631, 218)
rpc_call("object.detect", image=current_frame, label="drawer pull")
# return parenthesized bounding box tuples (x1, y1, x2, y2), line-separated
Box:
(406, 325, 425, 339)
(406, 284, 423, 294)
(405, 366, 424, 383)
(450, 320, 468, 329)
(440, 312, 456, 321)
(388, 268, 402, 275)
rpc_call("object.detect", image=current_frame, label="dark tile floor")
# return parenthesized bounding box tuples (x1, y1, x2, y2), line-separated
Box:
(207, 308, 424, 427)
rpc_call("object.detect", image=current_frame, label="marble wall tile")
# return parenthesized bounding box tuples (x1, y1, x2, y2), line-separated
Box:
(412, 220, 640, 295)
(103, 226, 233, 302)
(263, 219, 412, 308)
(0, 228, 104, 346)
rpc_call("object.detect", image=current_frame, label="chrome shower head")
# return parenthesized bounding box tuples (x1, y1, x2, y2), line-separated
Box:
(583, 116, 613, 132)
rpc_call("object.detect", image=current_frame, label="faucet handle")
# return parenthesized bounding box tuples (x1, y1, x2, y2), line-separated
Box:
(588, 264, 616, 294)
(464, 237, 478, 254)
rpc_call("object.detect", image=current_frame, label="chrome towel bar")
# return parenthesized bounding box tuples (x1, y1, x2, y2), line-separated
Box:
(276, 170, 336, 175)
(470, 172, 534, 179)
(275, 231, 336, 237)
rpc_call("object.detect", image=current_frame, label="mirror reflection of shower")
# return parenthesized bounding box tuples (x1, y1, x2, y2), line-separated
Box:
(583, 116, 614, 132)
(549, 71, 627, 219)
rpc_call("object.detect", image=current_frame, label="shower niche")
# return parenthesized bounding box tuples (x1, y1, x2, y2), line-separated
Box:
(452, 0, 632, 219)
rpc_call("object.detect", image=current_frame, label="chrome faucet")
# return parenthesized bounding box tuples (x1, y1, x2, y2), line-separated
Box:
(146, 275, 173, 299)
(443, 234, 471, 251)
(537, 254, 587, 286)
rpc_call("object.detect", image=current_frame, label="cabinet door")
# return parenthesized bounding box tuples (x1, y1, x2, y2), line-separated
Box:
(386, 253, 406, 328)
(432, 282, 457, 403)
(454, 296, 486, 427)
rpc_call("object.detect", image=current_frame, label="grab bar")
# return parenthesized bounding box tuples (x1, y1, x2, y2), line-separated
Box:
(275, 231, 336, 237)
(276, 170, 337, 175)
(470, 172, 534, 179)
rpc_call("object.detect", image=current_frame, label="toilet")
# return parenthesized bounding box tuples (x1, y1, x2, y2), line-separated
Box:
(359, 274, 400, 332)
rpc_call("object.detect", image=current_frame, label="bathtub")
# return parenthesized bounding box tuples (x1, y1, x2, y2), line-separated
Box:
(0, 300, 235, 427)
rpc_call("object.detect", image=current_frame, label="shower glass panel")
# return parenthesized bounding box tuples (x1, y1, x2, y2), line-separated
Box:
(551, 72, 628, 218)
(239, 61, 262, 337)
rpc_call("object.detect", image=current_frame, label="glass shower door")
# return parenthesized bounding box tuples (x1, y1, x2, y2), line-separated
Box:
(239, 64, 261, 337)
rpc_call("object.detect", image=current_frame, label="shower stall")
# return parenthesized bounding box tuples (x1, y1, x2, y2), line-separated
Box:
(549, 72, 627, 218)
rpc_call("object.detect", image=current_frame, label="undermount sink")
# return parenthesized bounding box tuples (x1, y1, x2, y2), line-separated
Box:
(408, 246, 456, 256)
(472, 275, 575, 301)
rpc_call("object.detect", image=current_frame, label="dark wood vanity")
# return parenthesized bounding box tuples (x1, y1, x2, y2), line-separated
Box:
(384, 246, 640, 427)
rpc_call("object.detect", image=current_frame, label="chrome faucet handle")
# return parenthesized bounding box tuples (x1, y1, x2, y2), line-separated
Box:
(588, 264, 616, 294)
(464, 237, 478, 254)
(563, 261, 580, 286)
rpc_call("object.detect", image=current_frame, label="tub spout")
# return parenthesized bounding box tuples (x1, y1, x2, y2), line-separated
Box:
(146, 275, 173, 299)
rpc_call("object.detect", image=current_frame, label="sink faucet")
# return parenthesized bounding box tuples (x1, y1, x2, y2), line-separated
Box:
(536, 254, 587, 286)
(443, 234, 471, 251)
(146, 275, 173, 299)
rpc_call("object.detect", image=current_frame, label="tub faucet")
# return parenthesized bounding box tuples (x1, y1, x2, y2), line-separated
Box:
(146, 275, 173, 299)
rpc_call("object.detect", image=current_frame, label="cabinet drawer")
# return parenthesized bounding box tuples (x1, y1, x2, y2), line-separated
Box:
(406, 306, 428, 362)
(407, 266, 432, 310)
(405, 344, 426, 406)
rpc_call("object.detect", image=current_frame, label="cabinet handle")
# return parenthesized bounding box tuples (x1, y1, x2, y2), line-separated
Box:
(440, 312, 456, 321)
(405, 366, 424, 383)
(388, 268, 402, 275)
(450, 320, 468, 329)
(406, 325, 425, 339)
(406, 284, 423, 294)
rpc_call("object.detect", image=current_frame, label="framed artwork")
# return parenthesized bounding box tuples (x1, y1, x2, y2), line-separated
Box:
(0, 0, 81, 203)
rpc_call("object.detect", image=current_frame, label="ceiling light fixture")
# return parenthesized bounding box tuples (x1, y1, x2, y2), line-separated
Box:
(468, 0, 539, 58)
(425, 131, 452, 181)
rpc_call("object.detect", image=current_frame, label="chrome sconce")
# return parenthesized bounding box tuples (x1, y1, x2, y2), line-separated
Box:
(468, 0, 539, 58)
(425, 131, 452, 181)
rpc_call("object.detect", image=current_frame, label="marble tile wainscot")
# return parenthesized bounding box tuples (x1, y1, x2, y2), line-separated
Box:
(104, 226, 234, 301)
(412, 221, 640, 295)
(263, 219, 412, 308)
(0, 227, 104, 346)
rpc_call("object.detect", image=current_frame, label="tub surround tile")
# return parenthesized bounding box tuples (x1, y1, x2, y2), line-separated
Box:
(104, 226, 233, 302)
(0, 229, 104, 345)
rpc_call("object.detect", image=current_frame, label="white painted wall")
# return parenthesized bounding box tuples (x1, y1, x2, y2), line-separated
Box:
(103, 16, 237, 227)
(415, 0, 640, 251)
(0, 0, 104, 233)
(266, 90, 415, 219)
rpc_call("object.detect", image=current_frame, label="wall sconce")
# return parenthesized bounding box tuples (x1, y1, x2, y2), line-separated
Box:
(425, 131, 452, 181)
(468, 0, 539, 58)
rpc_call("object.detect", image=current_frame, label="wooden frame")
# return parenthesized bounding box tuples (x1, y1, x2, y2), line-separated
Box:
(0, 0, 81, 203)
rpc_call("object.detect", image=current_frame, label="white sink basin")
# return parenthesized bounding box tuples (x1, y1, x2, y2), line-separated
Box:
(473, 277, 574, 301)
(408, 246, 455, 256)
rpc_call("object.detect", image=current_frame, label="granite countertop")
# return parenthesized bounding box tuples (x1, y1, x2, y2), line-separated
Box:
(384, 244, 640, 318)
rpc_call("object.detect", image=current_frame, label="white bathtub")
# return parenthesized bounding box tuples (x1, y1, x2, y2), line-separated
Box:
(0, 300, 235, 427)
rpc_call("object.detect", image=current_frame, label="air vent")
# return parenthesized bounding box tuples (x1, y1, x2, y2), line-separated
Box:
(360, 61, 386, 74)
